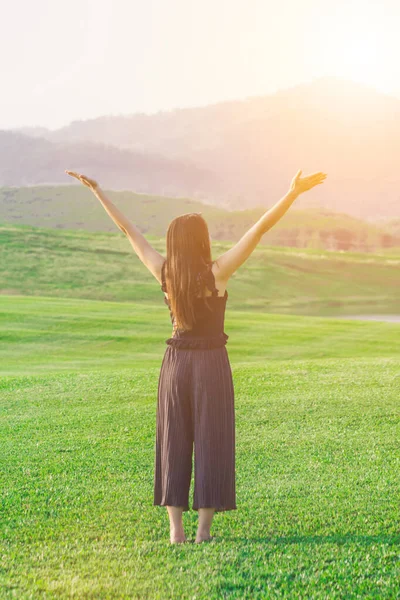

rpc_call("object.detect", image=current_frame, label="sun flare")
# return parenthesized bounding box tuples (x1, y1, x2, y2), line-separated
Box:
(309, 1, 396, 95)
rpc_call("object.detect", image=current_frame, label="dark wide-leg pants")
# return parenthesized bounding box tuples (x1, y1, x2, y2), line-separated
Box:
(153, 345, 236, 513)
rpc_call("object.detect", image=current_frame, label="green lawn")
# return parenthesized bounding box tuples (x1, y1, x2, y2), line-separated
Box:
(1, 291, 399, 598)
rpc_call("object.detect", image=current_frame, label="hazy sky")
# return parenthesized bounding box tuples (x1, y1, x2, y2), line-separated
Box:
(1, 0, 399, 129)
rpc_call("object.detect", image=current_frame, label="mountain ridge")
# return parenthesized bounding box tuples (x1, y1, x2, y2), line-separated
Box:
(4, 76, 400, 219)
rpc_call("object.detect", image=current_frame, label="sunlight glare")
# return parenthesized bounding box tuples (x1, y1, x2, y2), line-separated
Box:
(309, 0, 395, 94)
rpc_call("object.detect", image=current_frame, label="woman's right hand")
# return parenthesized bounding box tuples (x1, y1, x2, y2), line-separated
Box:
(289, 169, 327, 196)
(65, 170, 99, 191)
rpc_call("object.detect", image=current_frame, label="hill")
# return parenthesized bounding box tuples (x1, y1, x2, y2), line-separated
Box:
(0, 222, 399, 316)
(0, 130, 220, 199)
(10, 76, 400, 220)
(0, 185, 399, 251)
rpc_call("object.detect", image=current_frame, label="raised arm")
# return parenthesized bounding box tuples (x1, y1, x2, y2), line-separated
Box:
(65, 171, 165, 282)
(214, 169, 327, 281)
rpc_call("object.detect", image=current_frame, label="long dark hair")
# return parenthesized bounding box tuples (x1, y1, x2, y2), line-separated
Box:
(164, 213, 215, 331)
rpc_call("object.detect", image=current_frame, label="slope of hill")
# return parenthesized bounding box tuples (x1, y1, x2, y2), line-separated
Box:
(0, 222, 399, 316)
(10, 76, 400, 219)
(0, 130, 221, 199)
(0, 186, 399, 250)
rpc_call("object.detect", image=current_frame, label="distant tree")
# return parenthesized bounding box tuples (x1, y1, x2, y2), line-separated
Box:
(325, 234, 337, 251)
(332, 228, 354, 251)
(297, 228, 308, 248)
(306, 231, 322, 250)
(380, 233, 394, 248)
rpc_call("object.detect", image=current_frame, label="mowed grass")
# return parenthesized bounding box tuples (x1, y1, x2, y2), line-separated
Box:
(1, 292, 399, 598)
(0, 294, 399, 375)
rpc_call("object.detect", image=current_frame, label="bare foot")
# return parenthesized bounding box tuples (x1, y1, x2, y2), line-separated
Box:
(170, 536, 187, 544)
(170, 529, 187, 544)
(195, 533, 213, 543)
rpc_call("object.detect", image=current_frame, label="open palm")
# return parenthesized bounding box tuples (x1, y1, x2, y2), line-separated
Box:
(290, 169, 327, 196)
(65, 170, 99, 190)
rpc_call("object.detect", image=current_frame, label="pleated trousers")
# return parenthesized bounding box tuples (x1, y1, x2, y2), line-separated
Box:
(153, 344, 236, 512)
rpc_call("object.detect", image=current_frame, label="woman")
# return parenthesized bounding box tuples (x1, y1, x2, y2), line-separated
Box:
(65, 168, 327, 544)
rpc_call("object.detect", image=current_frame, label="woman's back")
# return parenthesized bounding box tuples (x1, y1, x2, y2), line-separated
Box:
(161, 260, 229, 349)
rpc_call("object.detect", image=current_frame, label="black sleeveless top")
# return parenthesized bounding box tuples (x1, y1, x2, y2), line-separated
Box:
(161, 260, 229, 349)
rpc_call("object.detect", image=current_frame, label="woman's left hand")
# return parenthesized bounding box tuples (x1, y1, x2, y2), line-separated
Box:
(65, 170, 99, 191)
(289, 169, 327, 196)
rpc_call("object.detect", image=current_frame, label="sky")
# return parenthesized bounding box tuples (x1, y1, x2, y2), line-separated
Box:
(1, 0, 400, 129)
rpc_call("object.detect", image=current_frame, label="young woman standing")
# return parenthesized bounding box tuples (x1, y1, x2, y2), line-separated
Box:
(65, 168, 327, 544)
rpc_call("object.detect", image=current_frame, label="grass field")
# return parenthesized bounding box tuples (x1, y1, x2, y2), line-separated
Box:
(1, 222, 400, 316)
(1, 225, 399, 598)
